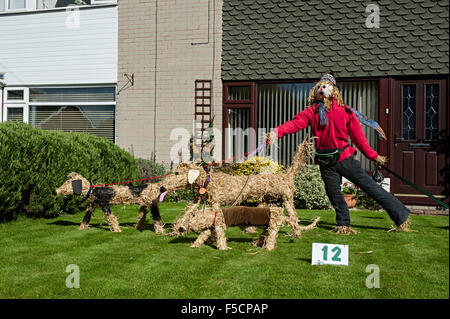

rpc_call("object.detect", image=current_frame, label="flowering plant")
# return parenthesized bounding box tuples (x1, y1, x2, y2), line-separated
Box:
(342, 182, 359, 195)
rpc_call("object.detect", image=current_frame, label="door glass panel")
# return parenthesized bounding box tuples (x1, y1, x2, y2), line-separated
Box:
(402, 85, 416, 140)
(225, 108, 251, 162)
(425, 84, 439, 141)
(227, 86, 251, 101)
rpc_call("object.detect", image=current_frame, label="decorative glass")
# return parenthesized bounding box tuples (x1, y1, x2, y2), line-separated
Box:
(402, 85, 416, 140)
(425, 84, 439, 141)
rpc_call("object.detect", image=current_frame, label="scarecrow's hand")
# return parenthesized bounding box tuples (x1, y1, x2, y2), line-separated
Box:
(266, 131, 278, 145)
(376, 155, 387, 166)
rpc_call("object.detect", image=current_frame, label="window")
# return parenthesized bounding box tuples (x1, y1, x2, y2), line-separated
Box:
(8, 0, 26, 9)
(28, 87, 116, 142)
(0, 0, 27, 12)
(5, 88, 27, 103)
(6, 107, 24, 122)
(36, 0, 94, 9)
(29, 105, 115, 141)
(1, 0, 114, 13)
(6, 90, 24, 101)
(29, 87, 115, 102)
(223, 82, 257, 162)
(224, 83, 253, 103)
(2, 86, 116, 142)
(226, 108, 251, 161)
(228, 86, 251, 101)
(36, 0, 57, 9)
(91, 0, 116, 4)
(256, 81, 379, 170)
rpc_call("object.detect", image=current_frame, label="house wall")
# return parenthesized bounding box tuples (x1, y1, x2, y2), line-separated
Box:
(116, 0, 223, 165)
(0, 5, 117, 86)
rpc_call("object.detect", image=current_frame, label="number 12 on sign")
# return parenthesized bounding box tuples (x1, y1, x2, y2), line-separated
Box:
(311, 243, 349, 266)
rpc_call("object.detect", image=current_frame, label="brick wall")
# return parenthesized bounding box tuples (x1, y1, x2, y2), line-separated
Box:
(116, 0, 223, 166)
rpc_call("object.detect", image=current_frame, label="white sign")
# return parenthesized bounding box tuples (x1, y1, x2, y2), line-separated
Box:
(311, 243, 349, 266)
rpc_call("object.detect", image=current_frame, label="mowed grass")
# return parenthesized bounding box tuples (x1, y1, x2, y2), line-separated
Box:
(0, 202, 448, 299)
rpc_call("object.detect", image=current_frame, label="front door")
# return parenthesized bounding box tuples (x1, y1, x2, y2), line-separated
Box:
(391, 79, 447, 205)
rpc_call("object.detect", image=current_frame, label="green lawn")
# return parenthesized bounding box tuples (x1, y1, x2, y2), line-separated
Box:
(0, 202, 448, 299)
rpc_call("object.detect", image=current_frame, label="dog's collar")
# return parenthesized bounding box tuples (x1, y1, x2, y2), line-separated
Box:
(199, 167, 211, 195)
(85, 185, 93, 198)
(203, 167, 211, 188)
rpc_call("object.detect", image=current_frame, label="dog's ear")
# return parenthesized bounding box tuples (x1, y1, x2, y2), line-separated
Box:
(187, 169, 200, 184)
(68, 172, 78, 179)
(72, 179, 83, 195)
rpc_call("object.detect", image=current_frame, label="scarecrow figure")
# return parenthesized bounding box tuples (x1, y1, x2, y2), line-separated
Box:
(267, 73, 413, 234)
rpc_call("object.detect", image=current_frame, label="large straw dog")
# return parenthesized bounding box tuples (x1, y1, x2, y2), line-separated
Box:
(161, 139, 320, 250)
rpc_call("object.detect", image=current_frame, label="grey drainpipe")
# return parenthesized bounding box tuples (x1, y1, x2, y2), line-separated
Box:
(1, 87, 3, 122)
(0, 73, 6, 122)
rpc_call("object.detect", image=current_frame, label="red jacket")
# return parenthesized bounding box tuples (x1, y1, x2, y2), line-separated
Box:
(275, 98, 378, 162)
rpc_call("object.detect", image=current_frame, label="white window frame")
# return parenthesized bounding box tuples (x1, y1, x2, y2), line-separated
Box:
(2, 85, 117, 143)
(4, 87, 28, 103)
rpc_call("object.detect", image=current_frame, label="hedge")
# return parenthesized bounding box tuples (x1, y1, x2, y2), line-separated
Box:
(0, 122, 141, 221)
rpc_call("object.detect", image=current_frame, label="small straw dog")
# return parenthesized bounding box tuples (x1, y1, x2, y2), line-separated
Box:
(173, 206, 320, 251)
(55, 172, 165, 233)
(161, 139, 320, 250)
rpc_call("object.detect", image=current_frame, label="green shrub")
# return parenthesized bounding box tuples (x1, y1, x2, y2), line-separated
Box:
(220, 156, 283, 175)
(137, 156, 167, 183)
(164, 188, 197, 203)
(294, 165, 331, 210)
(0, 122, 141, 221)
(135, 156, 196, 203)
(356, 186, 383, 210)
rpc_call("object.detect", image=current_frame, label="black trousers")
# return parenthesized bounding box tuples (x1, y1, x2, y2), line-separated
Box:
(319, 155, 410, 227)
